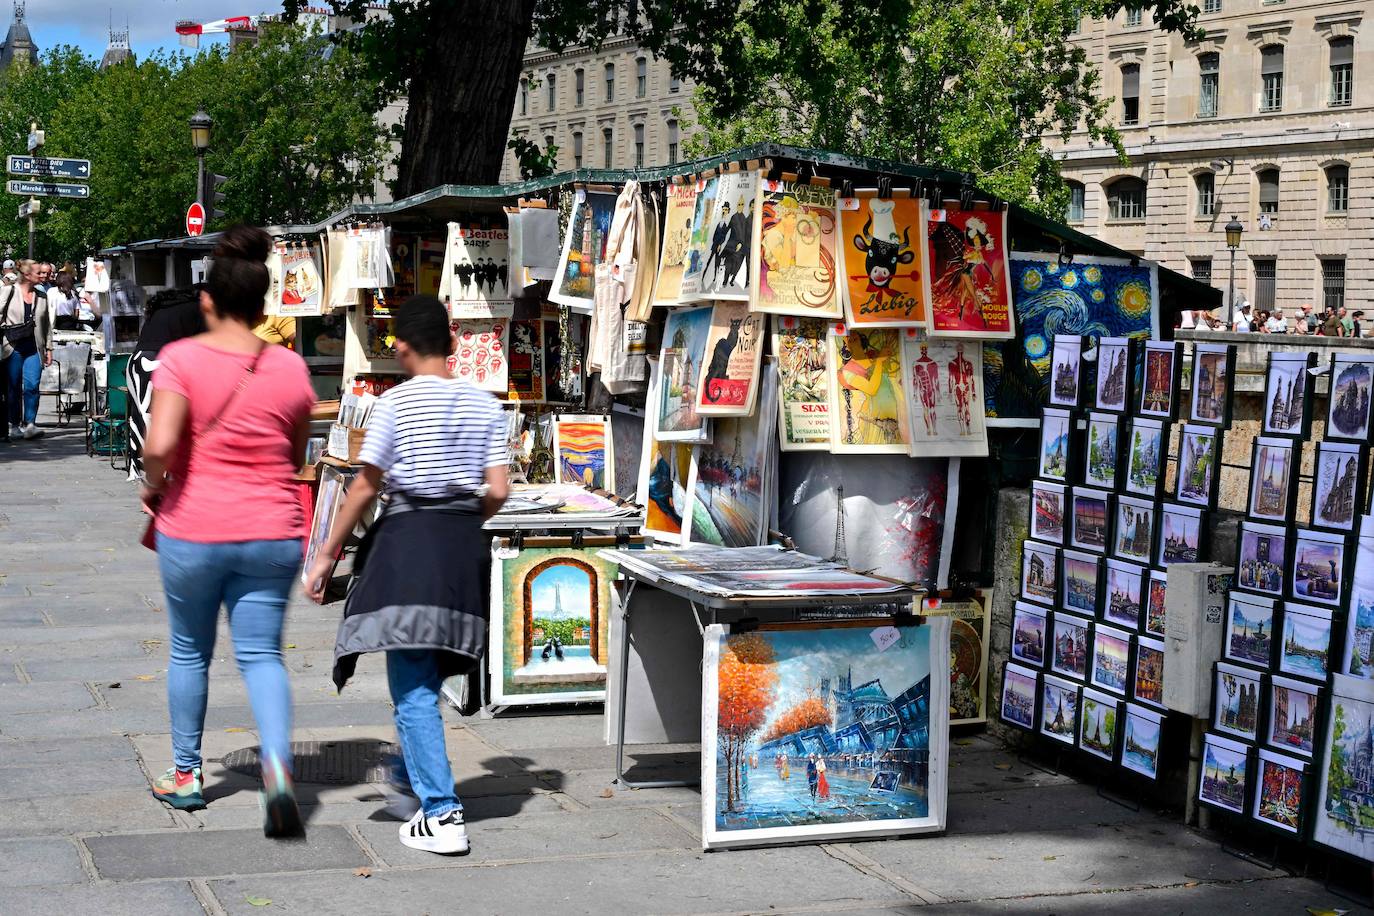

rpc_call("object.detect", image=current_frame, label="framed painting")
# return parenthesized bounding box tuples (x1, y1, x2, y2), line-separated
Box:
(1051, 610, 1092, 681)
(651, 180, 700, 306)
(1040, 673, 1081, 744)
(695, 301, 765, 417)
(1235, 520, 1289, 598)
(700, 618, 950, 850)
(1213, 662, 1263, 742)
(1252, 747, 1309, 835)
(301, 464, 356, 602)
(1069, 486, 1113, 554)
(1278, 601, 1336, 682)
(1188, 342, 1235, 428)
(1123, 416, 1167, 499)
(1090, 623, 1132, 697)
(552, 414, 614, 490)
(1326, 352, 1374, 444)
(438, 221, 514, 319)
(639, 363, 698, 545)
(773, 315, 832, 451)
(1199, 732, 1252, 816)
(1112, 494, 1157, 565)
(1261, 351, 1316, 438)
(1012, 601, 1050, 668)
(1092, 336, 1135, 414)
(903, 330, 988, 458)
(489, 540, 620, 706)
(1312, 674, 1374, 862)
(750, 178, 842, 318)
(1175, 424, 1221, 510)
(1038, 407, 1074, 481)
(1029, 479, 1067, 546)
(1060, 549, 1102, 618)
(1020, 539, 1059, 607)
(550, 188, 616, 312)
(827, 324, 913, 454)
(1138, 340, 1182, 421)
(1310, 441, 1366, 533)
(1132, 635, 1166, 711)
(682, 169, 760, 303)
(1078, 687, 1121, 762)
(1248, 436, 1298, 523)
(1001, 662, 1040, 731)
(924, 205, 1015, 339)
(656, 305, 714, 442)
(1144, 568, 1169, 638)
(1265, 674, 1320, 759)
(1156, 502, 1205, 568)
(1290, 528, 1348, 608)
(1103, 558, 1146, 631)
(1121, 704, 1164, 780)
(924, 591, 993, 725)
(1343, 527, 1374, 679)
(1047, 333, 1085, 408)
(838, 194, 928, 327)
(1224, 591, 1276, 669)
(1084, 412, 1122, 490)
(690, 368, 778, 548)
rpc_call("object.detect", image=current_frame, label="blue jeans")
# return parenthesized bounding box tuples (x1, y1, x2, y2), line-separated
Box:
(4, 340, 40, 427)
(387, 649, 460, 817)
(157, 534, 302, 773)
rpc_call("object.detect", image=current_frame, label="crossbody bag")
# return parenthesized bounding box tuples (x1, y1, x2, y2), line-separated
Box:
(1, 285, 35, 346)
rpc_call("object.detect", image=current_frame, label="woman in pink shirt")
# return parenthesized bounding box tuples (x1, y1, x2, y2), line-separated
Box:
(141, 225, 316, 837)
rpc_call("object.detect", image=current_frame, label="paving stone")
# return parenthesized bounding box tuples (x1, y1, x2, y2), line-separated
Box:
(945, 782, 1158, 836)
(0, 757, 152, 799)
(0, 734, 139, 766)
(463, 711, 608, 750)
(0, 881, 207, 916)
(499, 742, 699, 774)
(548, 768, 703, 809)
(0, 790, 176, 837)
(0, 681, 98, 714)
(0, 836, 88, 887)
(86, 825, 368, 881)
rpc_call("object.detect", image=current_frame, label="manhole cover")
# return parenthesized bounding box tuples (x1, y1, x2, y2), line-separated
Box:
(222, 739, 397, 785)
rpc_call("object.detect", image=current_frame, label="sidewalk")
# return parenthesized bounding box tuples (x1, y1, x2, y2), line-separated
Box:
(0, 416, 1364, 915)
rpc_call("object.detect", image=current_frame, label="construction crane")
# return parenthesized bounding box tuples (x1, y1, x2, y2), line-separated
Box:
(174, 15, 261, 48)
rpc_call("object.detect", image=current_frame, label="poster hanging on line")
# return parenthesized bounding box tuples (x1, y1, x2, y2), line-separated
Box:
(902, 329, 988, 458)
(838, 194, 927, 327)
(651, 181, 699, 306)
(437, 221, 514, 319)
(827, 324, 913, 454)
(655, 305, 713, 442)
(774, 315, 832, 451)
(639, 362, 698, 544)
(680, 169, 759, 302)
(506, 318, 544, 402)
(550, 188, 616, 312)
(445, 319, 508, 394)
(750, 178, 841, 318)
(277, 246, 323, 317)
(690, 367, 778, 548)
(695, 301, 765, 417)
(552, 413, 615, 490)
(924, 206, 1014, 339)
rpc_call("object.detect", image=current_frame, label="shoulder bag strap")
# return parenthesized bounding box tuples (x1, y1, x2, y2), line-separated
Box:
(193, 342, 268, 447)
(0, 286, 15, 326)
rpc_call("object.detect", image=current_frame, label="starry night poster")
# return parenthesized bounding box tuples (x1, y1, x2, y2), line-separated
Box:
(984, 254, 1157, 420)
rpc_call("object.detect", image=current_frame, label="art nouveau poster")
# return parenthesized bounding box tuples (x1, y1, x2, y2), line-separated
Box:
(489, 542, 619, 705)
(656, 305, 713, 442)
(677, 177, 717, 300)
(446, 319, 508, 394)
(690, 369, 778, 548)
(838, 195, 927, 327)
(774, 315, 831, 451)
(902, 329, 987, 458)
(438, 221, 514, 319)
(277, 245, 323, 317)
(550, 188, 616, 312)
(639, 363, 698, 544)
(924, 206, 1014, 339)
(681, 170, 759, 302)
(552, 414, 615, 490)
(695, 301, 765, 417)
(827, 324, 913, 454)
(651, 180, 699, 306)
(701, 618, 949, 850)
(1313, 674, 1374, 862)
(506, 318, 544, 402)
(750, 179, 841, 318)
(922, 591, 993, 725)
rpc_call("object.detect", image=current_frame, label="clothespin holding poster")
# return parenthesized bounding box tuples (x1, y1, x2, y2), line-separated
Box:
(517, 197, 548, 209)
(959, 172, 976, 211)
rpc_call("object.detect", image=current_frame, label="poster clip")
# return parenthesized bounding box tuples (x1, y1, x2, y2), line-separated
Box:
(511, 529, 525, 551)
(1057, 243, 1074, 267)
(959, 173, 975, 211)
(878, 176, 892, 198)
(570, 528, 585, 549)
(614, 526, 631, 548)
(893, 609, 919, 627)
(840, 178, 854, 198)
(810, 175, 831, 189)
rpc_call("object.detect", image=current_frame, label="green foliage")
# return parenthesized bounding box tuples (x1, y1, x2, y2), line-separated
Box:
(531, 616, 591, 645)
(508, 134, 560, 179)
(1328, 703, 1348, 798)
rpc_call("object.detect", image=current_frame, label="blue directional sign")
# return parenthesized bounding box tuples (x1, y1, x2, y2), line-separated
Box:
(6, 179, 91, 199)
(7, 155, 91, 180)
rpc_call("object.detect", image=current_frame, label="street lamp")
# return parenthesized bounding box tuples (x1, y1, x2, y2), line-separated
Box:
(1225, 215, 1244, 329)
(189, 108, 213, 209)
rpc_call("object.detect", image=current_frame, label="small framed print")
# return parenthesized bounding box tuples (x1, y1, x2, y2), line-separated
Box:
(1121, 703, 1164, 780)
(1078, 687, 1122, 761)
(1090, 623, 1132, 696)
(1051, 610, 1092, 680)
(1248, 436, 1298, 523)
(1157, 502, 1206, 568)
(1113, 494, 1157, 564)
(1344, 527, 1374, 678)
(1252, 747, 1309, 835)
(1123, 416, 1168, 499)
(1060, 549, 1103, 617)
(1093, 336, 1136, 414)
(1011, 602, 1050, 668)
(1000, 662, 1040, 731)
(1030, 479, 1067, 546)
(1132, 634, 1166, 711)
(1199, 732, 1251, 815)
(1188, 342, 1235, 428)
(1144, 568, 1169, 638)
(1175, 424, 1222, 510)
(1213, 662, 1263, 742)
(1310, 441, 1367, 533)
(1103, 558, 1146, 630)
(1020, 540, 1060, 607)
(1048, 334, 1086, 408)
(1262, 351, 1316, 438)
(1040, 673, 1081, 744)
(1083, 412, 1124, 490)
(1235, 520, 1290, 598)
(1326, 352, 1374, 444)
(1290, 528, 1349, 608)
(1265, 674, 1321, 759)
(1038, 408, 1074, 481)
(1278, 601, 1336, 682)
(1069, 486, 1114, 553)
(1224, 591, 1276, 669)
(1138, 340, 1182, 421)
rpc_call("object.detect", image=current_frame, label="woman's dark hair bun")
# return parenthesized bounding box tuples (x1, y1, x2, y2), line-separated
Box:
(214, 223, 272, 263)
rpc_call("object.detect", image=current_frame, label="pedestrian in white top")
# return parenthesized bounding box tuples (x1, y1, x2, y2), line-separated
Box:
(1265, 309, 1288, 334)
(1233, 305, 1252, 333)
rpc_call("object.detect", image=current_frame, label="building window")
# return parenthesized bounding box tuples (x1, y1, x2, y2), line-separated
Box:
(1198, 53, 1219, 118)
(1195, 172, 1215, 216)
(546, 73, 556, 111)
(1106, 177, 1146, 220)
(633, 123, 644, 167)
(544, 134, 554, 157)
(573, 131, 583, 169)
(667, 118, 679, 162)
(1330, 37, 1353, 107)
(1327, 164, 1349, 213)
(605, 63, 615, 102)
(1258, 168, 1280, 214)
(602, 126, 613, 168)
(519, 79, 528, 115)
(575, 68, 585, 107)
(1322, 258, 1346, 310)
(1253, 258, 1276, 311)
(1067, 181, 1085, 222)
(1203, 0, 1220, 12)
(636, 57, 647, 98)
(669, 74, 681, 93)
(1121, 64, 1140, 125)
(1191, 258, 1213, 283)
(1260, 45, 1284, 112)
(1125, 8, 1141, 26)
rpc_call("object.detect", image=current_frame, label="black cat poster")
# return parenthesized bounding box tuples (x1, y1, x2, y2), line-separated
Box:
(695, 301, 764, 417)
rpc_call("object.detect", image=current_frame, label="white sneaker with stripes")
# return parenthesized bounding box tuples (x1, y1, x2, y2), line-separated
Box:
(399, 808, 469, 855)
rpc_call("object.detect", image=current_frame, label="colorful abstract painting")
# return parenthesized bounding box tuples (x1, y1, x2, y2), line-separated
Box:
(838, 195, 927, 327)
(984, 253, 1157, 420)
(924, 207, 1014, 339)
(553, 414, 614, 490)
(751, 179, 841, 318)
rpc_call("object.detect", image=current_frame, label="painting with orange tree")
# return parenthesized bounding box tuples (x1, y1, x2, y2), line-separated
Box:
(552, 414, 614, 490)
(924, 206, 1014, 339)
(838, 194, 927, 327)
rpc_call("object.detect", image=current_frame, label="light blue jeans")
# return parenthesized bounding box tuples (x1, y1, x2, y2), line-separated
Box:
(4, 341, 41, 427)
(157, 533, 302, 774)
(387, 649, 461, 817)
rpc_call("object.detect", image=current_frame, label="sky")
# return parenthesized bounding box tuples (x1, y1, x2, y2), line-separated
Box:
(14, 1, 285, 59)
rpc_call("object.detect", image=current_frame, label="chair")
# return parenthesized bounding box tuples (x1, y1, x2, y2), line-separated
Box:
(88, 352, 131, 470)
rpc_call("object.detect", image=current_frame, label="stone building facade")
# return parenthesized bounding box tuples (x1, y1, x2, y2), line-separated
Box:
(1056, 0, 1371, 315)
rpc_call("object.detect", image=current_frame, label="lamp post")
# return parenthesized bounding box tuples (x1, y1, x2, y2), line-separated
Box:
(1225, 215, 1244, 329)
(189, 108, 213, 210)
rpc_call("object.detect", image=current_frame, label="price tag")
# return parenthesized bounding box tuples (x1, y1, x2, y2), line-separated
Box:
(871, 626, 901, 652)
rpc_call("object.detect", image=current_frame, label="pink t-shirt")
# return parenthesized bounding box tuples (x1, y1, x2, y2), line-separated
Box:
(152, 339, 316, 543)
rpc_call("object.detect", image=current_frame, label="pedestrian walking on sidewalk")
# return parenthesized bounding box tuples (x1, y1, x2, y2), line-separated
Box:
(1, 259, 53, 440)
(306, 294, 509, 857)
(140, 225, 316, 837)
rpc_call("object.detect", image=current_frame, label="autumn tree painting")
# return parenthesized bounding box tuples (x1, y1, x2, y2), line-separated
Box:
(717, 633, 777, 813)
(762, 693, 833, 744)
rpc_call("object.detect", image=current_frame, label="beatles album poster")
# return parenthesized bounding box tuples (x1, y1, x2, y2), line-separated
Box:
(838, 194, 927, 327)
(924, 206, 1014, 339)
(751, 178, 841, 318)
(902, 329, 987, 457)
(438, 221, 514, 319)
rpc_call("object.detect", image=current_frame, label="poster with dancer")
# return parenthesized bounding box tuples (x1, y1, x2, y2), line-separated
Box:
(902, 329, 987, 458)
(651, 181, 699, 306)
(695, 301, 765, 417)
(773, 316, 832, 451)
(277, 246, 323, 317)
(639, 363, 698, 544)
(656, 305, 713, 442)
(552, 414, 615, 490)
(924, 206, 1014, 339)
(506, 318, 544, 402)
(681, 170, 759, 302)
(750, 179, 841, 318)
(550, 189, 616, 312)
(690, 369, 778, 548)
(838, 194, 927, 327)
(445, 319, 508, 394)
(438, 221, 514, 319)
(827, 324, 913, 455)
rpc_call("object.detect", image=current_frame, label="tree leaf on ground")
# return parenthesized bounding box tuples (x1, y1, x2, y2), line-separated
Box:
(353, 867, 372, 878)
(135, 675, 156, 681)
(244, 895, 271, 907)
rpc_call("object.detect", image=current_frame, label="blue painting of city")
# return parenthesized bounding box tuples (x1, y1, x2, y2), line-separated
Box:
(716, 627, 932, 831)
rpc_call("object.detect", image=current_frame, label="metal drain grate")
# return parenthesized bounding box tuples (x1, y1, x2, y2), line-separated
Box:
(221, 739, 398, 785)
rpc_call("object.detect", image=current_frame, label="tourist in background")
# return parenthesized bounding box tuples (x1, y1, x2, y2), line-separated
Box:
(1321, 307, 1343, 337)
(1233, 304, 1253, 333)
(1265, 308, 1288, 334)
(1339, 306, 1355, 338)
(126, 285, 208, 482)
(1, 260, 52, 440)
(1353, 310, 1366, 338)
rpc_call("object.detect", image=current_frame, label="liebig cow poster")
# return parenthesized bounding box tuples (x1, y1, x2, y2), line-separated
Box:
(838, 195, 928, 328)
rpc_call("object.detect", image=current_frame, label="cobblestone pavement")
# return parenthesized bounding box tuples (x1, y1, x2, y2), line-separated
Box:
(0, 416, 1366, 914)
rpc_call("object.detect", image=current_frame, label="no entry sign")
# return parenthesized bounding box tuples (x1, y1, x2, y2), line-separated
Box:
(186, 201, 206, 237)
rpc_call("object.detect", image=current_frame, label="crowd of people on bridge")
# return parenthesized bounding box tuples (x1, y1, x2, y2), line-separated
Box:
(1182, 301, 1369, 337)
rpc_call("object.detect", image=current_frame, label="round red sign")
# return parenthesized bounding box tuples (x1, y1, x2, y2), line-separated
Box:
(186, 202, 206, 237)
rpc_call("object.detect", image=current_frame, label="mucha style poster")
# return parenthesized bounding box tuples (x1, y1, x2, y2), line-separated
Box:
(639, 363, 698, 544)
(651, 181, 699, 306)
(438, 221, 514, 319)
(695, 301, 765, 417)
(506, 318, 544, 402)
(923, 592, 993, 726)
(445, 319, 508, 394)
(924, 206, 1014, 339)
(681, 170, 759, 302)
(838, 195, 927, 327)
(750, 179, 841, 318)
(827, 324, 913, 454)
(277, 246, 323, 317)
(773, 315, 832, 451)
(902, 329, 988, 458)
(690, 369, 778, 548)
(552, 414, 615, 490)
(656, 305, 713, 442)
(550, 189, 616, 312)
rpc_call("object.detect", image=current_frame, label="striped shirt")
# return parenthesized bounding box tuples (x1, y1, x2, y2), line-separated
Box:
(358, 375, 506, 498)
